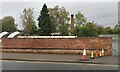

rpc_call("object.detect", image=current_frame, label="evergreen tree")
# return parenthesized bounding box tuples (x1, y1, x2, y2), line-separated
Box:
(37, 4, 53, 36)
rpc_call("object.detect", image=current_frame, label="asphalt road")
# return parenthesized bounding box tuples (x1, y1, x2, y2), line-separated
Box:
(2, 60, 118, 70)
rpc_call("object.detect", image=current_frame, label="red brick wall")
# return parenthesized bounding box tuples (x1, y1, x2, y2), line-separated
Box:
(1, 37, 112, 50)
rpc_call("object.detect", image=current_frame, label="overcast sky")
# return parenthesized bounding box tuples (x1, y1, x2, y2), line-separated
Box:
(0, 1, 119, 30)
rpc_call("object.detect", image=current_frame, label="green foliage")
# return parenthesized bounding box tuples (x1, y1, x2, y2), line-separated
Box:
(74, 12, 98, 37)
(37, 4, 53, 36)
(59, 24, 69, 36)
(0, 16, 17, 32)
(104, 27, 114, 34)
(21, 8, 37, 36)
(86, 22, 97, 31)
(75, 11, 87, 26)
(49, 6, 70, 34)
(75, 25, 98, 37)
(23, 17, 37, 36)
(96, 25, 105, 34)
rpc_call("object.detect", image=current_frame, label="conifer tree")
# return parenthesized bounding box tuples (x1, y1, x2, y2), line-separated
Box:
(37, 4, 53, 35)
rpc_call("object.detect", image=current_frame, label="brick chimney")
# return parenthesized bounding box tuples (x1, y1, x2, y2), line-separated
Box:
(70, 14, 74, 34)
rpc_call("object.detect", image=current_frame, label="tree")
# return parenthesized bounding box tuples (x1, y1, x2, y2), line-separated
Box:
(21, 8, 37, 36)
(104, 27, 114, 34)
(74, 12, 98, 37)
(86, 21, 97, 31)
(75, 11, 87, 26)
(49, 6, 70, 35)
(37, 4, 54, 36)
(74, 25, 98, 37)
(23, 17, 37, 35)
(96, 25, 105, 34)
(59, 24, 69, 36)
(0, 16, 17, 32)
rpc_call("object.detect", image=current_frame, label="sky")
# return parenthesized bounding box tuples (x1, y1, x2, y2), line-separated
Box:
(0, 0, 119, 30)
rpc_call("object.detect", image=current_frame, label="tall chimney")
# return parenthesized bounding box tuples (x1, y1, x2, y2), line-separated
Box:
(70, 14, 74, 34)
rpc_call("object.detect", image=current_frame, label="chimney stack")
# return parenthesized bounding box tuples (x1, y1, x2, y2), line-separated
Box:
(70, 14, 74, 34)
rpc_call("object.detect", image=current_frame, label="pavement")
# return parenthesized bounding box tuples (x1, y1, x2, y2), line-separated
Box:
(2, 53, 119, 65)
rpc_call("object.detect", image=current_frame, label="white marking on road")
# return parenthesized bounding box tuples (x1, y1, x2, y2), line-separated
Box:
(1, 60, 119, 67)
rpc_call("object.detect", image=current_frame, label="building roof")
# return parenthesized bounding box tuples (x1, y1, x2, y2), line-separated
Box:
(0, 31, 9, 38)
(7, 31, 20, 38)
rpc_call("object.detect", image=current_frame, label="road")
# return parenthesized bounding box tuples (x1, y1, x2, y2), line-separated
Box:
(2, 60, 118, 70)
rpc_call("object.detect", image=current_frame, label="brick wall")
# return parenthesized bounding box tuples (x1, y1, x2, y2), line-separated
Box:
(1, 37, 112, 50)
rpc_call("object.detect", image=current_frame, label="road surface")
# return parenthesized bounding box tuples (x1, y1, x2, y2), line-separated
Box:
(2, 60, 118, 70)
